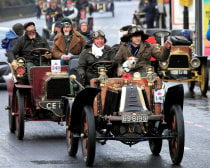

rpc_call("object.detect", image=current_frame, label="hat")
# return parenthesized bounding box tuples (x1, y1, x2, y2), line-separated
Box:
(119, 25, 132, 42)
(23, 22, 35, 30)
(123, 26, 149, 42)
(66, 1, 73, 5)
(91, 30, 107, 43)
(61, 18, 72, 27)
(12, 23, 24, 36)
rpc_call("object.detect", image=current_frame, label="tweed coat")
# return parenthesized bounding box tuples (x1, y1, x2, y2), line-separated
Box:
(52, 31, 87, 58)
(114, 41, 170, 69)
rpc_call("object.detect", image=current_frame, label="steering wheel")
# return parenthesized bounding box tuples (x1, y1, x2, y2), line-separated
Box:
(153, 30, 171, 46)
(30, 48, 52, 66)
(91, 61, 113, 73)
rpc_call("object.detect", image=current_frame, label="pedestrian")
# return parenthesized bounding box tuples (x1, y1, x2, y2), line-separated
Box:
(49, 20, 62, 41)
(35, 2, 42, 19)
(1, 23, 24, 53)
(78, 21, 92, 43)
(143, 0, 156, 28)
(114, 25, 172, 77)
(52, 18, 87, 65)
(77, 30, 115, 86)
(75, 0, 89, 20)
(7, 22, 51, 82)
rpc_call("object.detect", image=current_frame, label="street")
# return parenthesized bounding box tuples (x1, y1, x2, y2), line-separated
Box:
(0, 1, 210, 168)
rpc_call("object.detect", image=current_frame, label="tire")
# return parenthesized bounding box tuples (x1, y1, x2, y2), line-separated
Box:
(149, 138, 162, 156)
(66, 104, 79, 157)
(168, 105, 185, 165)
(81, 105, 96, 167)
(8, 95, 16, 133)
(15, 90, 25, 140)
(199, 63, 209, 96)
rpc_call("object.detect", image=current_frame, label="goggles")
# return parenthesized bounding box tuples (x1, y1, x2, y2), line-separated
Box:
(26, 30, 36, 34)
(92, 30, 105, 38)
(61, 22, 71, 27)
(129, 26, 142, 34)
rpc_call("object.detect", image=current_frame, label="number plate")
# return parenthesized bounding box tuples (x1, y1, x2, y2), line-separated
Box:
(122, 113, 148, 123)
(170, 70, 188, 75)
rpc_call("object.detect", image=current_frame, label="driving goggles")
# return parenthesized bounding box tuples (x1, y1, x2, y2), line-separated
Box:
(61, 22, 72, 27)
(128, 26, 142, 34)
(25, 29, 36, 34)
(92, 30, 105, 38)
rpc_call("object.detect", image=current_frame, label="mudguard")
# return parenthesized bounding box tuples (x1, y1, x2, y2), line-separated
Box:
(70, 87, 100, 133)
(163, 84, 184, 122)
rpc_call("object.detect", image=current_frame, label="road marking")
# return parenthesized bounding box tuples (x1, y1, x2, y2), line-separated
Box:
(185, 121, 193, 124)
(194, 124, 204, 128)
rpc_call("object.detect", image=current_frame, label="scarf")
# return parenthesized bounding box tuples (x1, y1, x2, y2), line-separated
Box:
(92, 43, 104, 58)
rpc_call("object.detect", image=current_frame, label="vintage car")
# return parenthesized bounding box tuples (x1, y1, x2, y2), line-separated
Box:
(4, 48, 72, 140)
(65, 60, 185, 166)
(88, 0, 115, 17)
(146, 29, 209, 96)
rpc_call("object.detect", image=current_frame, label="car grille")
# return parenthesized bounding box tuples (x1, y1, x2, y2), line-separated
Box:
(168, 55, 189, 68)
(46, 78, 70, 99)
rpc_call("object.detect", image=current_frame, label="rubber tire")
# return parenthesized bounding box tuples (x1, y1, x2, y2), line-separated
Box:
(81, 105, 96, 167)
(199, 63, 209, 96)
(66, 103, 79, 157)
(15, 90, 25, 140)
(149, 138, 162, 156)
(8, 95, 16, 133)
(168, 105, 185, 165)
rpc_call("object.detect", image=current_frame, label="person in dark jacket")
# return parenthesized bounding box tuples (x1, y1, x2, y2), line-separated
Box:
(77, 30, 115, 85)
(143, 0, 156, 28)
(1, 23, 24, 52)
(114, 25, 172, 77)
(8, 22, 51, 80)
(78, 21, 92, 43)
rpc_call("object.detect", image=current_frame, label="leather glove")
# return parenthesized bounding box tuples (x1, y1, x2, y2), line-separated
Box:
(44, 51, 52, 59)
(11, 60, 18, 70)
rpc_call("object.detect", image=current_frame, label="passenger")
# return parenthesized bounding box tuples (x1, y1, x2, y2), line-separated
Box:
(7, 22, 51, 80)
(77, 30, 115, 85)
(114, 25, 172, 77)
(45, 1, 63, 30)
(52, 18, 87, 65)
(1, 23, 24, 53)
(63, 1, 78, 22)
(78, 21, 92, 43)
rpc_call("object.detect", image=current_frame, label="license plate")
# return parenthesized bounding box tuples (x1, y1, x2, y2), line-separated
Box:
(170, 70, 188, 75)
(122, 113, 148, 123)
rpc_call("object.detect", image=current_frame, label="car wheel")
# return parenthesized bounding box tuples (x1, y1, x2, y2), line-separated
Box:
(168, 105, 185, 165)
(149, 138, 162, 155)
(15, 90, 25, 140)
(199, 63, 209, 96)
(8, 95, 16, 133)
(81, 105, 96, 167)
(66, 103, 79, 157)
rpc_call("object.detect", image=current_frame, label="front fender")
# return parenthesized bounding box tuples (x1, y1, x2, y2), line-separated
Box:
(70, 87, 100, 133)
(163, 84, 184, 122)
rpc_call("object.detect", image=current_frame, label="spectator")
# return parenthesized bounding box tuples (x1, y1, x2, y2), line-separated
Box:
(143, 0, 156, 28)
(1, 23, 24, 53)
(49, 20, 62, 41)
(77, 30, 115, 85)
(52, 18, 86, 65)
(114, 25, 172, 77)
(35, 1, 42, 19)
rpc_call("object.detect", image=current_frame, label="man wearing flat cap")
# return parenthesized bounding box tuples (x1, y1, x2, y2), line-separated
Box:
(8, 21, 51, 81)
(52, 18, 86, 65)
(114, 25, 172, 76)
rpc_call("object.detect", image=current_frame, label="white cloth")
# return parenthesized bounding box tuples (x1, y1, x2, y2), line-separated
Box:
(92, 44, 104, 58)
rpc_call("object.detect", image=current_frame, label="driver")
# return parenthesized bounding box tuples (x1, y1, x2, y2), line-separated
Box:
(114, 25, 172, 77)
(77, 30, 115, 86)
(7, 22, 51, 80)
